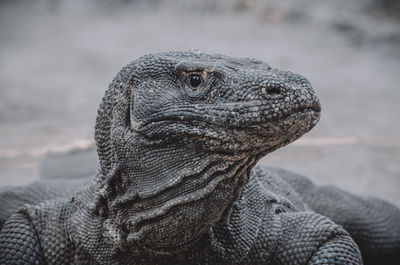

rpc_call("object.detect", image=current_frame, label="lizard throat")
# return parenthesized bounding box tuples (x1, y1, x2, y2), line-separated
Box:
(97, 148, 258, 252)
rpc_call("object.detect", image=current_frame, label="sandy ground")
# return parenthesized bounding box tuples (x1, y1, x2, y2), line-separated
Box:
(0, 0, 399, 205)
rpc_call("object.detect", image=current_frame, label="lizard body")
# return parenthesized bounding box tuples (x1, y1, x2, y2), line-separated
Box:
(1, 51, 399, 264)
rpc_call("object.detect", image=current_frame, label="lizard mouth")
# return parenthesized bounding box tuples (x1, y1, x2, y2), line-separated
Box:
(134, 99, 321, 131)
(250, 106, 320, 129)
(242, 104, 320, 129)
(135, 99, 321, 139)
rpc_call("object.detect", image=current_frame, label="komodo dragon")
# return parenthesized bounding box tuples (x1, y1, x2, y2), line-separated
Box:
(0, 51, 399, 265)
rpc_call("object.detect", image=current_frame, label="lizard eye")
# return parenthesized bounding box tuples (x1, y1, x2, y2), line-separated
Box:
(187, 74, 203, 91)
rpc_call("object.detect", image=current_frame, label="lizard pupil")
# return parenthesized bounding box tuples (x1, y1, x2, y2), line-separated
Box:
(189, 74, 202, 88)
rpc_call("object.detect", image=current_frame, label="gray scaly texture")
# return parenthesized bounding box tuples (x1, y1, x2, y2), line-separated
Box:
(0, 51, 399, 265)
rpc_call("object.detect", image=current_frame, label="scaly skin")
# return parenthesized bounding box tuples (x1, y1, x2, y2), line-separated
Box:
(0, 51, 398, 264)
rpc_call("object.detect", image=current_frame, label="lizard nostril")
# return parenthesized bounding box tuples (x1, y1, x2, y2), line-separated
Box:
(265, 86, 281, 95)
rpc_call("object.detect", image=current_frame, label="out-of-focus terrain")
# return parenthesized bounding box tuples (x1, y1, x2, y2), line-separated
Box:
(0, 0, 399, 205)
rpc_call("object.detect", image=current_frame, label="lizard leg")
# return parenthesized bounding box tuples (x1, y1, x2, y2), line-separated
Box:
(275, 168, 400, 264)
(271, 212, 362, 265)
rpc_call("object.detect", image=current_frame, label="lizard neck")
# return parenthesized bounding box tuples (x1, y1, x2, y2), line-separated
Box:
(75, 138, 258, 255)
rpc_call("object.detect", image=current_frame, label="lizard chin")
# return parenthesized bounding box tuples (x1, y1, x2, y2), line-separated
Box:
(189, 107, 321, 155)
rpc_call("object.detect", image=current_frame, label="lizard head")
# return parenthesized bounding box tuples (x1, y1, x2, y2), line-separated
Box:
(130, 52, 320, 155)
(93, 51, 320, 253)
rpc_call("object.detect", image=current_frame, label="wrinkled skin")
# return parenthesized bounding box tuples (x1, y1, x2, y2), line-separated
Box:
(0, 52, 399, 265)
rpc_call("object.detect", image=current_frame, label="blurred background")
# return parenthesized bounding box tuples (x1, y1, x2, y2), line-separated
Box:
(0, 0, 399, 205)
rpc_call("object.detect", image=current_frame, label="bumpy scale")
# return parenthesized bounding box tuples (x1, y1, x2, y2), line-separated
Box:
(1, 52, 399, 265)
